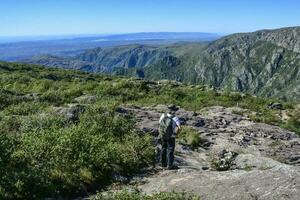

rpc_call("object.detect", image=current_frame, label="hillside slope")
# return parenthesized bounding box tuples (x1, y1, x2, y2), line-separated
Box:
(24, 54, 105, 72)
(193, 27, 300, 100)
(0, 61, 299, 199)
(76, 45, 171, 71)
(23, 27, 300, 100)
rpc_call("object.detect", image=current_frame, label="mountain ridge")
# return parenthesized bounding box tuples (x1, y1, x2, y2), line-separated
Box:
(23, 27, 300, 101)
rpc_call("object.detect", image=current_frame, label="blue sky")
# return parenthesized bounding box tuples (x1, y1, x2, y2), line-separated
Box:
(0, 0, 299, 36)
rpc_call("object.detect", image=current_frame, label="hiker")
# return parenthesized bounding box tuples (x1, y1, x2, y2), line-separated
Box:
(159, 113, 181, 169)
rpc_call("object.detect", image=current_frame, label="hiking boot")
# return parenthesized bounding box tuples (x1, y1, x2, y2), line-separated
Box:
(161, 163, 167, 168)
(167, 165, 179, 170)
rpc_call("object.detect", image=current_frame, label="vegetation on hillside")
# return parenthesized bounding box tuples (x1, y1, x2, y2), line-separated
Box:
(92, 189, 200, 200)
(0, 61, 299, 199)
(24, 27, 300, 101)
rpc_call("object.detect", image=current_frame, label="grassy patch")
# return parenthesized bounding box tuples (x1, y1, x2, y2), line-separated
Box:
(283, 111, 300, 134)
(244, 165, 253, 172)
(92, 189, 200, 200)
(178, 126, 202, 149)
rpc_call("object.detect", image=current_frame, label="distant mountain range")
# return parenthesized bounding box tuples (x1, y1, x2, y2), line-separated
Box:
(0, 32, 220, 61)
(21, 27, 300, 100)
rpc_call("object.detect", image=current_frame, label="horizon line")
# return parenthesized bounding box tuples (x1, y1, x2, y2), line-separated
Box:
(1, 25, 299, 38)
(0, 25, 299, 41)
(0, 31, 225, 38)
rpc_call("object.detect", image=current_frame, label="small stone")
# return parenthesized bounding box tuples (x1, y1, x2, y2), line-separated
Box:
(192, 112, 198, 116)
(267, 102, 283, 110)
(194, 119, 205, 127)
(112, 173, 128, 183)
(115, 107, 127, 113)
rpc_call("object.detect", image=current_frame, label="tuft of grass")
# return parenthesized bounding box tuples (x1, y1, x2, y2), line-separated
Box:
(244, 165, 253, 172)
(284, 112, 300, 134)
(268, 140, 282, 148)
(178, 126, 202, 149)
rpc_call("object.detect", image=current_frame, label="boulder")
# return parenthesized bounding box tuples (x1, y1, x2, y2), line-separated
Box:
(115, 107, 128, 114)
(74, 95, 97, 104)
(52, 104, 85, 122)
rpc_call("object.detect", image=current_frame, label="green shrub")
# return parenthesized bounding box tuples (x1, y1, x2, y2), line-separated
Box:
(0, 108, 155, 199)
(0, 89, 23, 110)
(39, 90, 65, 105)
(178, 126, 202, 149)
(284, 111, 300, 134)
(3, 102, 46, 116)
(93, 189, 200, 200)
(0, 115, 23, 135)
(20, 114, 68, 133)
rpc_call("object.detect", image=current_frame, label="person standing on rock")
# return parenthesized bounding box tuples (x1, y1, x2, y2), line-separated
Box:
(159, 112, 181, 170)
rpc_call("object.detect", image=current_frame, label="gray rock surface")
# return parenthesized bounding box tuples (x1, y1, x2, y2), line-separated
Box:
(52, 104, 85, 122)
(74, 95, 97, 104)
(117, 105, 300, 200)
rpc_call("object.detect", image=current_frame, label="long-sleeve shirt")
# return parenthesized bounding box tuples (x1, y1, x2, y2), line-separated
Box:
(159, 113, 181, 137)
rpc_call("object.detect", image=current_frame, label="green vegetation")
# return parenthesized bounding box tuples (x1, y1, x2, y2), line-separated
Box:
(0, 61, 299, 199)
(92, 189, 200, 200)
(284, 110, 300, 133)
(26, 27, 300, 101)
(243, 165, 253, 172)
(0, 105, 154, 199)
(178, 126, 202, 149)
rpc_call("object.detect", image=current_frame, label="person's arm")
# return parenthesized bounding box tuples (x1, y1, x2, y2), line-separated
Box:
(173, 117, 181, 135)
(159, 114, 165, 124)
(174, 125, 182, 135)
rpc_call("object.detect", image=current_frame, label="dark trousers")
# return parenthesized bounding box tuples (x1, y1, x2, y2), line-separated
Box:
(161, 137, 175, 167)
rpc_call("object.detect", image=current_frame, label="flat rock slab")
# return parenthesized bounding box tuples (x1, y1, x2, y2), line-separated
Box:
(118, 105, 300, 199)
(139, 164, 300, 200)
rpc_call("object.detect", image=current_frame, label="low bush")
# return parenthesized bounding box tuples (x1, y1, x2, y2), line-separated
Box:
(284, 111, 300, 134)
(178, 126, 202, 149)
(3, 102, 46, 116)
(93, 189, 200, 200)
(0, 107, 155, 199)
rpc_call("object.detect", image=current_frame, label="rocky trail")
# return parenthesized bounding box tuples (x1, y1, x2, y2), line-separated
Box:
(116, 105, 300, 200)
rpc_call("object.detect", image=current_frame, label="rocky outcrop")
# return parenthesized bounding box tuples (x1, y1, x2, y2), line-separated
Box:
(74, 94, 97, 104)
(194, 27, 300, 100)
(139, 162, 299, 200)
(52, 104, 85, 122)
(117, 105, 300, 200)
